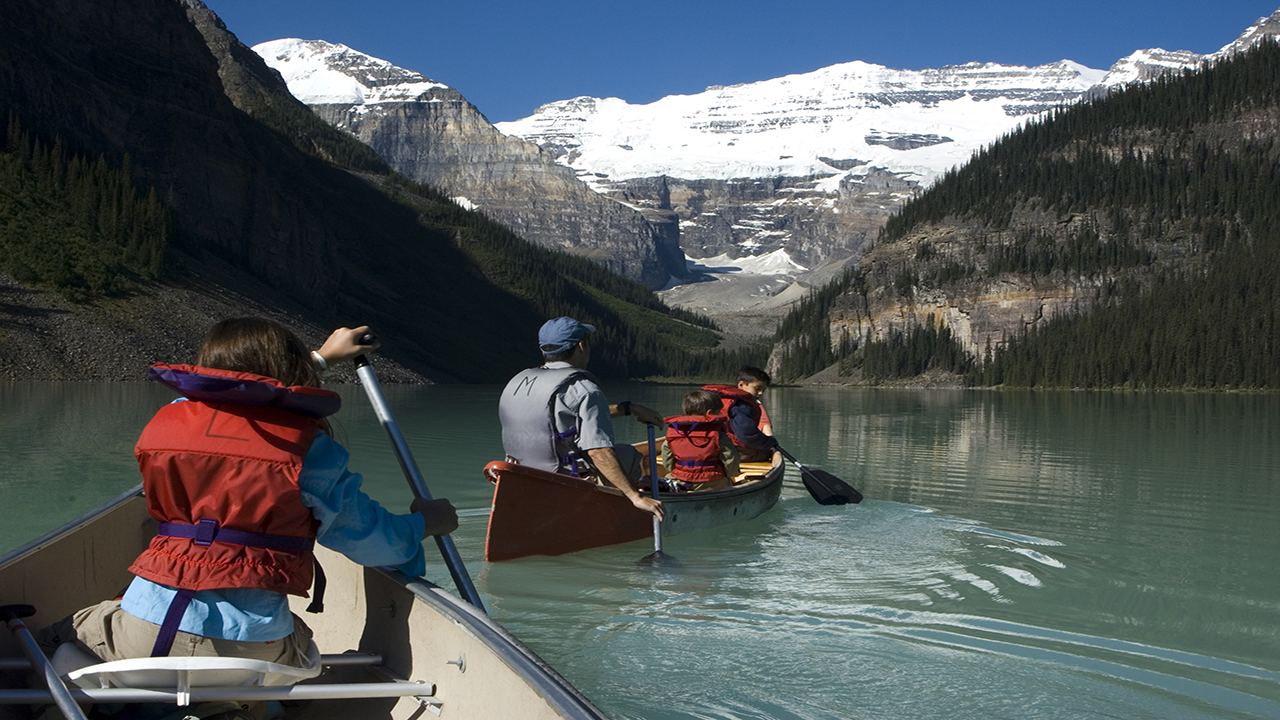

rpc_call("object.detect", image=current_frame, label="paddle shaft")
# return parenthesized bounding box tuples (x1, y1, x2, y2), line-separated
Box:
(2, 606, 88, 720)
(353, 355, 486, 613)
(647, 424, 663, 554)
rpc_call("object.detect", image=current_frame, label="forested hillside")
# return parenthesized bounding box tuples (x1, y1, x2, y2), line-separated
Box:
(0, 0, 751, 382)
(771, 40, 1280, 390)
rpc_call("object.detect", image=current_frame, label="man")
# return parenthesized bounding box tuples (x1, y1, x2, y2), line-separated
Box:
(499, 317, 664, 520)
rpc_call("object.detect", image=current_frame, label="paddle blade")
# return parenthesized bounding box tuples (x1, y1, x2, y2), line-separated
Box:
(639, 550, 680, 568)
(801, 468, 863, 505)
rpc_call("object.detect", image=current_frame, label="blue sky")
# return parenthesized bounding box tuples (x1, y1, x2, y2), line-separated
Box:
(206, 0, 1280, 123)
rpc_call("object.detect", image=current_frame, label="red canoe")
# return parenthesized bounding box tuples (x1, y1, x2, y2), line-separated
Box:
(483, 452, 784, 562)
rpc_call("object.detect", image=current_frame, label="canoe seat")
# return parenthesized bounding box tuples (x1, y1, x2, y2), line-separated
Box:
(1, 643, 437, 709)
(53, 641, 321, 696)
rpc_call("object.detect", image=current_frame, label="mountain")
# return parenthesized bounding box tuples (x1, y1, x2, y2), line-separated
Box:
(0, 0, 726, 382)
(496, 61, 1107, 273)
(496, 9, 1280, 339)
(253, 39, 686, 289)
(768, 23, 1280, 389)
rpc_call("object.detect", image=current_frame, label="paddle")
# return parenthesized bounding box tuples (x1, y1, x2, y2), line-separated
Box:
(2, 604, 89, 720)
(776, 446, 863, 505)
(639, 423, 669, 564)
(351, 336, 486, 613)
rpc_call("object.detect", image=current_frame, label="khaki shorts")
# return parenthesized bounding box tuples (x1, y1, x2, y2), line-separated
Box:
(40, 599, 313, 667)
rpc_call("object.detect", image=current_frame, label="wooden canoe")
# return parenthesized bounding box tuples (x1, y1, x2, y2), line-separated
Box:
(0, 487, 608, 720)
(483, 451, 784, 562)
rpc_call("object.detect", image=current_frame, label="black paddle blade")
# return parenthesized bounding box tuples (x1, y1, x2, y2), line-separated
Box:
(801, 468, 863, 505)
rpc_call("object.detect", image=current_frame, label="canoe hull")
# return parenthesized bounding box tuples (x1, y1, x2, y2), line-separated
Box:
(484, 453, 784, 561)
(0, 488, 606, 720)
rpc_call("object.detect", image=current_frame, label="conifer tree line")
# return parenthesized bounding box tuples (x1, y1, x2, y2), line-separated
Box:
(1, 104, 759, 380)
(0, 113, 169, 297)
(772, 39, 1280, 389)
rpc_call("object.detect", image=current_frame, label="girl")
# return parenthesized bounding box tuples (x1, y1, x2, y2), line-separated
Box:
(44, 318, 457, 674)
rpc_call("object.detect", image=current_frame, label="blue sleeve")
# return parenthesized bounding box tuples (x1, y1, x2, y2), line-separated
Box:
(729, 402, 776, 449)
(298, 432, 427, 577)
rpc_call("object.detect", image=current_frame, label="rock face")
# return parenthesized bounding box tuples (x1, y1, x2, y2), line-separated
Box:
(254, 40, 685, 288)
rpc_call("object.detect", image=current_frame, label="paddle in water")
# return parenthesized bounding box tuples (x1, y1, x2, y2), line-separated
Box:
(640, 423, 672, 565)
(777, 446, 863, 505)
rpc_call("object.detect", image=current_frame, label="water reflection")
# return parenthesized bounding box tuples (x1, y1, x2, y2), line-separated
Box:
(4, 382, 1279, 720)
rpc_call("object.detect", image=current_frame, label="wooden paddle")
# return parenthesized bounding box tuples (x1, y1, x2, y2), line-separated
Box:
(640, 423, 670, 564)
(352, 335, 486, 612)
(776, 447, 863, 505)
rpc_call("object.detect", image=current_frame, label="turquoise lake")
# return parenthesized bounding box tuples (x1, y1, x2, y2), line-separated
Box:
(2, 380, 1278, 719)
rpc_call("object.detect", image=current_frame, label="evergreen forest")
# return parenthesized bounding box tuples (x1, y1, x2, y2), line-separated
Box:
(0, 108, 762, 381)
(772, 40, 1280, 390)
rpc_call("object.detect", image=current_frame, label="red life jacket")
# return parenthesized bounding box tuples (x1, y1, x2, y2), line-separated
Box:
(664, 414, 729, 482)
(701, 384, 768, 449)
(129, 364, 339, 597)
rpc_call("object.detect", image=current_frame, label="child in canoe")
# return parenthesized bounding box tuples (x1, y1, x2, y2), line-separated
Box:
(662, 389, 740, 491)
(703, 365, 777, 463)
(39, 318, 458, 689)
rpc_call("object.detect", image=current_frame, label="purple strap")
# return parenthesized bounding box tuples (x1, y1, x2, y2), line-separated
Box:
(555, 427, 585, 477)
(676, 459, 720, 468)
(149, 520, 324, 656)
(150, 589, 195, 657)
(158, 520, 315, 552)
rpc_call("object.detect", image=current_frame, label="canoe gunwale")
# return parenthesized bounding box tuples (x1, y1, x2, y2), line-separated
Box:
(0, 485, 145, 569)
(387, 571, 606, 720)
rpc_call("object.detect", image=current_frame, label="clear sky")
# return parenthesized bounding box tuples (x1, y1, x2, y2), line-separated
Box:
(205, 0, 1280, 123)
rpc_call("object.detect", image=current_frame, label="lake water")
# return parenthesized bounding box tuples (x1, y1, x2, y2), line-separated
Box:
(2, 380, 1278, 720)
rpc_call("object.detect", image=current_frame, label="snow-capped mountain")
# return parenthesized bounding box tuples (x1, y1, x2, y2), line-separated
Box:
(256, 38, 458, 105)
(252, 9, 1280, 329)
(255, 39, 686, 288)
(497, 60, 1106, 191)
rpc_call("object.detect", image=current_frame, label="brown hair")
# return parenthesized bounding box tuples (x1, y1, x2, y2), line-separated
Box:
(196, 317, 322, 389)
(682, 389, 722, 416)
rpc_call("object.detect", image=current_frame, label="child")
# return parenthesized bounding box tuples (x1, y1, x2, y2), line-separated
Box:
(702, 365, 777, 463)
(41, 318, 458, 675)
(662, 389, 740, 491)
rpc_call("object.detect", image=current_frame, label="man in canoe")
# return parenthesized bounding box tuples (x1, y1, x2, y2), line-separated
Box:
(704, 365, 778, 463)
(38, 319, 460, 687)
(499, 316, 665, 520)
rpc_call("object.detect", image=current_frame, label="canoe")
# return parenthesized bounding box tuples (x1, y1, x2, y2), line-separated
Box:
(483, 450, 784, 561)
(0, 487, 608, 720)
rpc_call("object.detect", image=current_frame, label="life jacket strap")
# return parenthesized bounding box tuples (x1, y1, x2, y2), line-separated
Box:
(158, 520, 315, 553)
(150, 589, 195, 657)
(149, 520, 325, 656)
(675, 459, 721, 468)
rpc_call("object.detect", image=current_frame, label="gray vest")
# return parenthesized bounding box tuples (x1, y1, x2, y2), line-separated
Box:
(498, 366, 595, 475)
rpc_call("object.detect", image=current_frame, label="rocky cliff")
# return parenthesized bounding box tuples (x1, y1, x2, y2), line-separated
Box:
(254, 40, 686, 288)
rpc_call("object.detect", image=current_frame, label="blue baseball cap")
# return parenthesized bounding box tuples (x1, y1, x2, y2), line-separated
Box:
(538, 317, 595, 354)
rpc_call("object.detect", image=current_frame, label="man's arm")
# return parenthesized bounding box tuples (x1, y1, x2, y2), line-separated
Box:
(586, 446, 665, 521)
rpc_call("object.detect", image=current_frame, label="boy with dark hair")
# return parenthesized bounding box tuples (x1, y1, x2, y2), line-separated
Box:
(703, 365, 776, 463)
(661, 389, 740, 492)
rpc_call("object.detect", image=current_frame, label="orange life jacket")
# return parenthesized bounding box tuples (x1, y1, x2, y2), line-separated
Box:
(664, 414, 729, 482)
(701, 384, 769, 449)
(129, 364, 338, 597)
